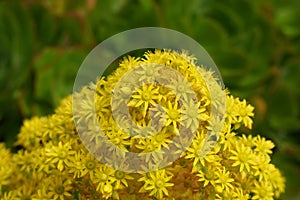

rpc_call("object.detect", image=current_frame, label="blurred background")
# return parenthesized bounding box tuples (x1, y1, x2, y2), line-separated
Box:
(0, 0, 299, 199)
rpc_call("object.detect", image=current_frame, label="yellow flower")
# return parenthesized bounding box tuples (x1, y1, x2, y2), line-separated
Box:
(73, 86, 98, 124)
(237, 99, 254, 129)
(271, 170, 285, 198)
(225, 96, 255, 130)
(135, 63, 161, 82)
(151, 131, 172, 149)
(0, 144, 13, 191)
(94, 165, 116, 197)
(95, 95, 111, 119)
(113, 170, 134, 189)
(225, 95, 239, 124)
(185, 131, 220, 172)
(232, 188, 250, 200)
(135, 137, 163, 163)
(0, 49, 285, 200)
(13, 150, 36, 173)
(106, 126, 131, 151)
(215, 167, 234, 192)
(119, 55, 140, 69)
(128, 84, 160, 113)
(252, 181, 274, 200)
(67, 151, 82, 178)
(168, 74, 196, 101)
(15, 117, 47, 149)
(32, 187, 51, 200)
(218, 131, 236, 151)
(45, 142, 75, 171)
(253, 135, 275, 155)
(197, 165, 217, 187)
(47, 176, 73, 200)
(79, 151, 101, 181)
(54, 95, 73, 118)
(229, 143, 256, 172)
(1, 191, 17, 200)
(164, 100, 182, 130)
(157, 85, 172, 102)
(252, 155, 271, 182)
(181, 99, 207, 132)
(15, 185, 35, 200)
(139, 169, 174, 199)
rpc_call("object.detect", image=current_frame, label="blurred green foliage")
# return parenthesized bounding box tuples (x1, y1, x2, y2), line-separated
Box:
(0, 0, 299, 199)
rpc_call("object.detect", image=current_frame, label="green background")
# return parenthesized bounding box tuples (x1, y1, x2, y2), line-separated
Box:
(0, 0, 299, 199)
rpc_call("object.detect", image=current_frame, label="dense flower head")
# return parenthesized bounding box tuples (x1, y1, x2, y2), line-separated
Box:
(0, 49, 285, 199)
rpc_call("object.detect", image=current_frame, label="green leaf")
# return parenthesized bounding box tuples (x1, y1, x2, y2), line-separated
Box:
(275, 3, 300, 38)
(33, 48, 85, 115)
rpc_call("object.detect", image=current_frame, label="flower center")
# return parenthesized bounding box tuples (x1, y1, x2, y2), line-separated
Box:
(155, 134, 164, 142)
(204, 170, 214, 180)
(169, 109, 180, 120)
(177, 85, 185, 93)
(55, 185, 65, 195)
(239, 108, 248, 117)
(99, 173, 108, 182)
(187, 109, 198, 118)
(142, 93, 151, 101)
(145, 68, 154, 76)
(159, 86, 168, 95)
(238, 154, 248, 163)
(103, 184, 113, 193)
(86, 160, 96, 170)
(112, 138, 121, 145)
(146, 144, 154, 152)
(58, 151, 67, 159)
(219, 175, 227, 183)
(121, 87, 132, 99)
(115, 170, 125, 179)
(155, 180, 164, 188)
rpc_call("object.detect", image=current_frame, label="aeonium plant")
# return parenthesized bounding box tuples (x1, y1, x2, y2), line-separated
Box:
(0, 49, 284, 200)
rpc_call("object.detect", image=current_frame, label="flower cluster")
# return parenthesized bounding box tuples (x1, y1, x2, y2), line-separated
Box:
(0, 50, 284, 199)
